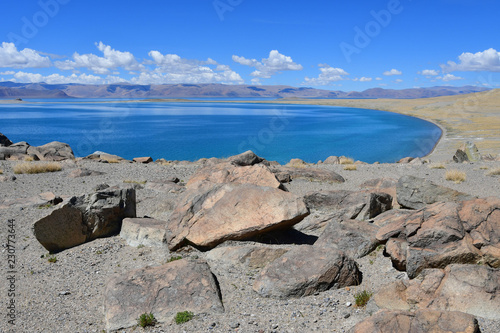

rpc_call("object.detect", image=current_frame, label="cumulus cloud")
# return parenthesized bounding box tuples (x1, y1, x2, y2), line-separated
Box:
(437, 74, 464, 82)
(360, 77, 372, 82)
(418, 69, 439, 76)
(12, 71, 123, 84)
(0, 71, 15, 75)
(55, 42, 143, 74)
(375, 77, 383, 81)
(303, 64, 349, 86)
(442, 48, 500, 72)
(383, 69, 402, 76)
(0, 42, 51, 68)
(394, 78, 403, 83)
(138, 50, 244, 85)
(232, 50, 303, 82)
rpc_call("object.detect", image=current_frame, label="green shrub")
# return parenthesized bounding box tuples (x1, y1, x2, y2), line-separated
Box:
(354, 290, 373, 307)
(175, 311, 194, 324)
(167, 256, 183, 263)
(137, 312, 156, 328)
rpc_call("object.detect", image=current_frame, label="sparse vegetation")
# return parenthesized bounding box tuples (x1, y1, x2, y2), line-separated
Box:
(24, 155, 35, 161)
(428, 163, 446, 169)
(137, 312, 156, 328)
(13, 162, 62, 174)
(354, 290, 373, 307)
(339, 156, 354, 165)
(47, 255, 57, 263)
(0, 169, 3, 174)
(487, 168, 500, 176)
(174, 311, 194, 324)
(137, 244, 145, 249)
(167, 256, 183, 263)
(343, 164, 357, 171)
(445, 169, 466, 183)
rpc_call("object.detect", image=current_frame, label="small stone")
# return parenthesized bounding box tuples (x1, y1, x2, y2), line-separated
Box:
(343, 313, 351, 319)
(58, 291, 71, 296)
(229, 322, 240, 329)
(346, 302, 352, 307)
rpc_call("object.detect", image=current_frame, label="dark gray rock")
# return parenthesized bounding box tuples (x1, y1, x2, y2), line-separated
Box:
(229, 150, 264, 166)
(0, 132, 13, 146)
(253, 245, 361, 298)
(33, 187, 136, 252)
(453, 149, 469, 163)
(396, 175, 474, 210)
(315, 219, 381, 258)
(27, 141, 74, 161)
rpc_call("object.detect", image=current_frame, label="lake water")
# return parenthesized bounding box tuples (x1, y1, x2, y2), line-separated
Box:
(0, 100, 441, 164)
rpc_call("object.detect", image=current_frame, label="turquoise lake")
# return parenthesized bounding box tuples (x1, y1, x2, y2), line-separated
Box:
(0, 100, 441, 164)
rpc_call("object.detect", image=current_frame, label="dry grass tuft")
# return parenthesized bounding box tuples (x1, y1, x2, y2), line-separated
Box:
(13, 162, 62, 174)
(0, 169, 3, 174)
(445, 169, 466, 183)
(487, 167, 500, 176)
(343, 165, 357, 171)
(339, 156, 354, 165)
(428, 163, 446, 169)
(105, 158, 121, 163)
(24, 155, 35, 161)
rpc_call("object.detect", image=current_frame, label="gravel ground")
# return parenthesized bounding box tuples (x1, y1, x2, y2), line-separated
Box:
(0, 157, 499, 333)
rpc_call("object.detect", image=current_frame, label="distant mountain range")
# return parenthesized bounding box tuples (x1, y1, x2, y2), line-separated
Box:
(0, 82, 490, 99)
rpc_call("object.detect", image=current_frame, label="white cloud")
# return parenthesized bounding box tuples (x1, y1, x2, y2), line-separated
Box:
(55, 42, 143, 74)
(437, 74, 464, 82)
(232, 50, 303, 80)
(0, 71, 15, 75)
(0, 42, 51, 68)
(442, 48, 500, 72)
(375, 77, 383, 81)
(383, 69, 402, 76)
(138, 50, 244, 85)
(394, 79, 403, 83)
(418, 69, 439, 76)
(303, 64, 349, 86)
(12, 71, 123, 84)
(360, 77, 372, 82)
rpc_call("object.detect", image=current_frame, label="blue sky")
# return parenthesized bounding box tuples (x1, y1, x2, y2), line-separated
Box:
(0, 0, 499, 91)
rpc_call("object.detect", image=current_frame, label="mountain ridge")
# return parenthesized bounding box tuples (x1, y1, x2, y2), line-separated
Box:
(0, 82, 490, 99)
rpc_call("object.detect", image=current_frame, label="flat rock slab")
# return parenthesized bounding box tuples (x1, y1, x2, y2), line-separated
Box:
(120, 218, 166, 247)
(373, 264, 500, 320)
(206, 245, 289, 269)
(253, 245, 361, 298)
(67, 168, 106, 178)
(349, 309, 480, 333)
(132, 156, 153, 163)
(166, 183, 309, 251)
(396, 175, 474, 210)
(271, 166, 345, 183)
(314, 219, 381, 258)
(104, 259, 224, 331)
(187, 162, 283, 190)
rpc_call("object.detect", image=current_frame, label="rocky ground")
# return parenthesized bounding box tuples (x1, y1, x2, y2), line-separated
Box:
(0, 152, 499, 333)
